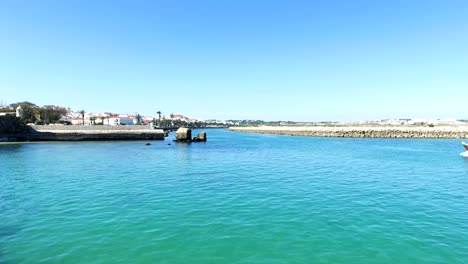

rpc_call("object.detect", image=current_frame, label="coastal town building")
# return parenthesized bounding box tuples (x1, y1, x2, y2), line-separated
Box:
(108, 115, 134, 126)
(170, 114, 190, 122)
(71, 117, 90, 125)
(142, 116, 153, 125)
(205, 119, 227, 125)
(16, 106, 24, 118)
(92, 115, 110, 125)
(334, 118, 466, 126)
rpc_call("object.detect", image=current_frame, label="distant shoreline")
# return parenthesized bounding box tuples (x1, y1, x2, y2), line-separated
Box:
(229, 126, 468, 139)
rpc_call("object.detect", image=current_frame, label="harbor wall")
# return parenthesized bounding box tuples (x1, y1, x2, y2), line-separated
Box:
(30, 125, 154, 131)
(26, 130, 165, 141)
(0, 115, 31, 134)
(0, 116, 165, 142)
(229, 126, 468, 139)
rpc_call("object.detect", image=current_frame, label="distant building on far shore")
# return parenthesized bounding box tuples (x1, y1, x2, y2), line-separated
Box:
(170, 114, 190, 122)
(108, 115, 134, 126)
(71, 117, 89, 125)
(16, 105, 24, 118)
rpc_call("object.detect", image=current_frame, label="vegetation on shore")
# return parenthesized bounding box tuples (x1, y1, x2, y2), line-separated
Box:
(0, 101, 68, 125)
(0, 101, 226, 128)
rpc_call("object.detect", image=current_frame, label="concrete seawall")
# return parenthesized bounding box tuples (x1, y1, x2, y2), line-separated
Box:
(0, 118, 165, 142)
(229, 126, 468, 139)
(30, 125, 155, 131)
(28, 129, 165, 141)
(29, 125, 165, 141)
(1, 130, 165, 142)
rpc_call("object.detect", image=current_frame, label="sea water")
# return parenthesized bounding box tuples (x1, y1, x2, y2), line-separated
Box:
(1, 129, 467, 263)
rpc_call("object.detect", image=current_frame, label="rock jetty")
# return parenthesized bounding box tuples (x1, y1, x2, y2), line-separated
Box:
(229, 126, 468, 139)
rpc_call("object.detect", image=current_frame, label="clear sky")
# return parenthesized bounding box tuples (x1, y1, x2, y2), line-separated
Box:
(1, 0, 467, 121)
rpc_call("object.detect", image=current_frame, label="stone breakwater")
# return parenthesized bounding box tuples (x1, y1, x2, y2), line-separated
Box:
(229, 126, 468, 139)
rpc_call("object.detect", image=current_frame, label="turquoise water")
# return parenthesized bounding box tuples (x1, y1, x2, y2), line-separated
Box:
(1, 129, 468, 263)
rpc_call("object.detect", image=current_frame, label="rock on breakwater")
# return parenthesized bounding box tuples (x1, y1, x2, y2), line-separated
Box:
(229, 126, 468, 139)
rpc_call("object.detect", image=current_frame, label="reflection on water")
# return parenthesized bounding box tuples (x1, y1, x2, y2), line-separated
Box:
(0, 143, 24, 151)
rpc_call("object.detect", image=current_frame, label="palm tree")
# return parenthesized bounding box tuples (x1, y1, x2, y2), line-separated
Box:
(79, 110, 85, 125)
(136, 114, 142, 125)
(157, 111, 162, 120)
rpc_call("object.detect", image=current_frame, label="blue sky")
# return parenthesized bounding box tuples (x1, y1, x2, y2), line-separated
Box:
(1, 0, 467, 121)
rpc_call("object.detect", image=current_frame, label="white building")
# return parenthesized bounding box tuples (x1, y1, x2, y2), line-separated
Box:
(16, 106, 24, 118)
(108, 115, 134, 126)
(142, 116, 153, 125)
(71, 117, 91, 125)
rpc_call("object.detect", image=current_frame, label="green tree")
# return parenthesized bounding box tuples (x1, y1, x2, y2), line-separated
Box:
(157, 118, 172, 128)
(173, 119, 187, 127)
(2, 102, 67, 124)
(42, 105, 67, 124)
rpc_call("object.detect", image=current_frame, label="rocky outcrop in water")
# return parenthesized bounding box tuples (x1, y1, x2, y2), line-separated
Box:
(192, 132, 207, 142)
(175, 127, 192, 142)
(174, 128, 208, 142)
